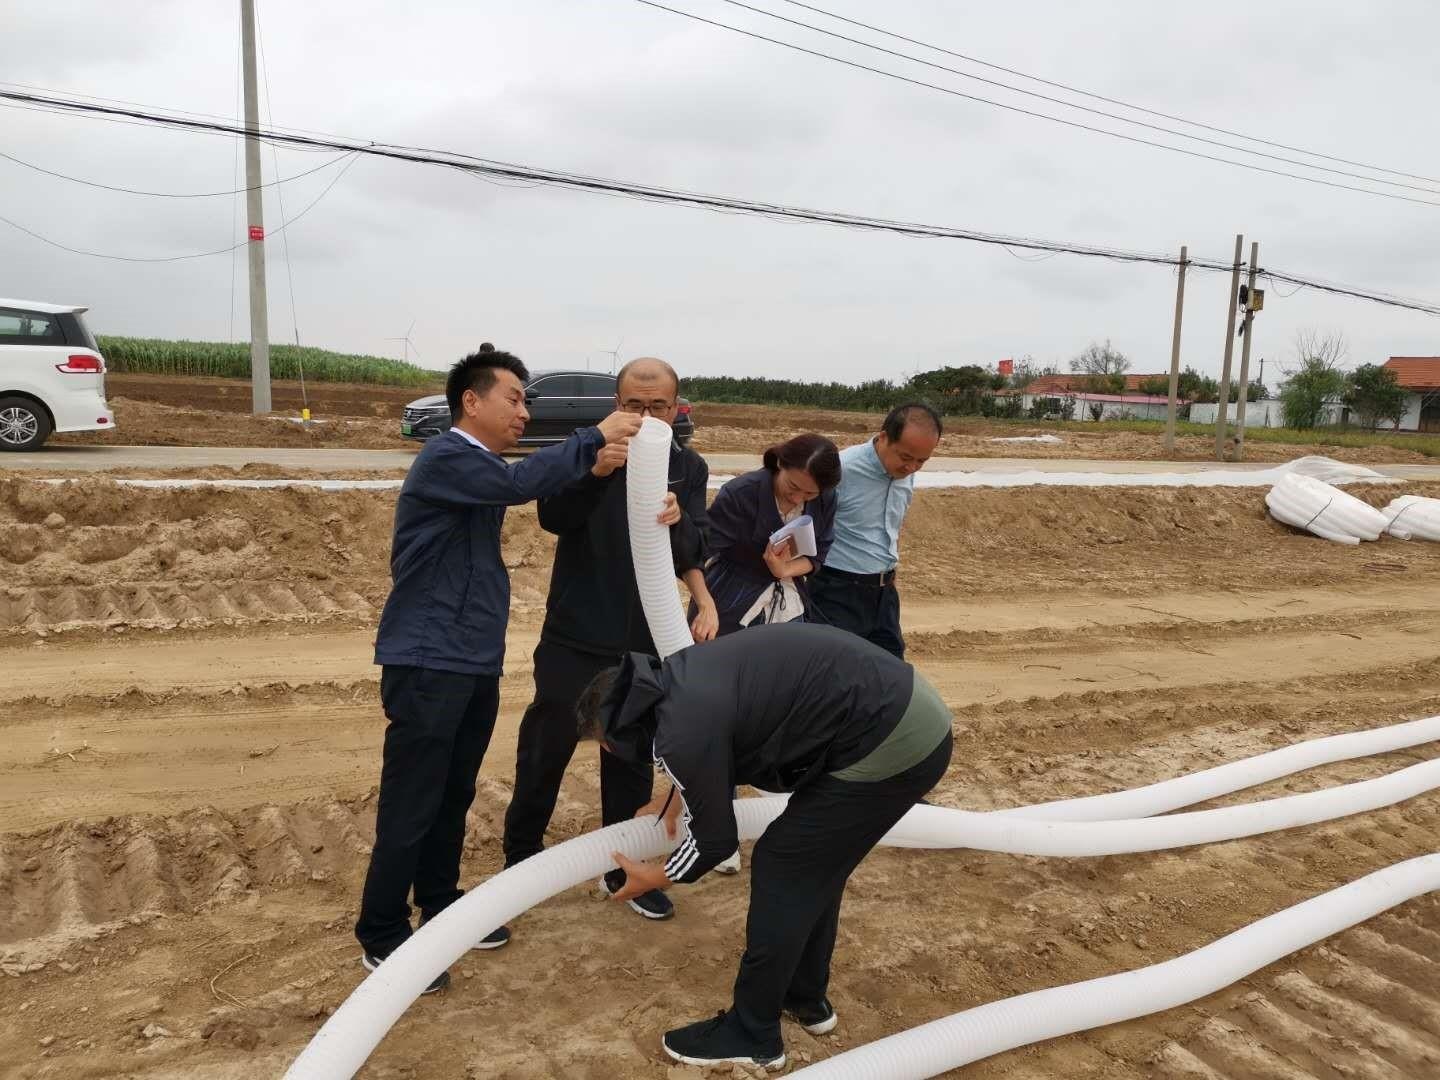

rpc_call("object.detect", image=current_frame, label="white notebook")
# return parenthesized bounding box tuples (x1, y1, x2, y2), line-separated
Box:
(769, 513, 817, 558)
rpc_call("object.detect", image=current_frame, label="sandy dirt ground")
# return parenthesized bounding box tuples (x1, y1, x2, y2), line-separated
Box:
(4, 455, 1440, 1077)
(51, 375, 1436, 464)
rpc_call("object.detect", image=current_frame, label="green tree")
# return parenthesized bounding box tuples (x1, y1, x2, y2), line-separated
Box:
(1344, 363, 1408, 429)
(1139, 376, 1170, 396)
(1280, 330, 1349, 429)
(1176, 367, 1207, 402)
(908, 365, 997, 415)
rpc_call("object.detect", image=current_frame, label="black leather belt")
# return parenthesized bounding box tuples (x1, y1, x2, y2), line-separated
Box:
(821, 565, 897, 587)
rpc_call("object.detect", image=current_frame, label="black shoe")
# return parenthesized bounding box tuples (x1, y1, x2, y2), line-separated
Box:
(784, 997, 838, 1035)
(419, 915, 511, 950)
(360, 951, 450, 994)
(663, 1011, 785, 1070)
(601, 869, 675, 921)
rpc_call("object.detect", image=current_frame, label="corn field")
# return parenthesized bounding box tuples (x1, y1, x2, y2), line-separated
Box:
(96, 336, 439, 388)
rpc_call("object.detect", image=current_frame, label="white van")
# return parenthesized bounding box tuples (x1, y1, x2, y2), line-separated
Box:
(0, 298, 115, 451)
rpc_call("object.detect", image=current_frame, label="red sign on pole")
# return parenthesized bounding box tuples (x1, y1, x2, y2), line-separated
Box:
(998, 358, 1014, 376)
(248, 225, 265, 242)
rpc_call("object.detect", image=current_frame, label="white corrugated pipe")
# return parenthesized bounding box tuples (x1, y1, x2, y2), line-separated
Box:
(625, 415, 696, 659)
(1264, 472, 1387, 544)
(788, 853, 1440, 1080)
(1382, 494, 1440, 541)
(282, 716, 1440, 1078)
(996, 712, 1440, 822)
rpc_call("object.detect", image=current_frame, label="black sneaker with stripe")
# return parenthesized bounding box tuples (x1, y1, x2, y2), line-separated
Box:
(601, 868, 675, 920)
(360, 951, 450, 994)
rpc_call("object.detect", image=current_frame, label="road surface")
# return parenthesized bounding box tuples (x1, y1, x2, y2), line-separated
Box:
(8, 443, 1440, 479)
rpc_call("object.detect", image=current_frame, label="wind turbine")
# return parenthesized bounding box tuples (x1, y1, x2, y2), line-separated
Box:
(385, 321, 421, 364)
(597, 336, 625, 374)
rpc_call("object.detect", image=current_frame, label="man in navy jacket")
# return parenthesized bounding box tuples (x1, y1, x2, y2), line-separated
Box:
(355, 346, 641, 991)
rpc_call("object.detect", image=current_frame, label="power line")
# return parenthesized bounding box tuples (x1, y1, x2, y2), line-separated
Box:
(629, 0, 1440, 209)
(0, 147, 351, 198)
(769, 0, 1440, 187)
(2, 87, 1436, 317)
(0, 152, 359, 263)
(714, 0, 1440, 196)
(0, 79, 348, 152)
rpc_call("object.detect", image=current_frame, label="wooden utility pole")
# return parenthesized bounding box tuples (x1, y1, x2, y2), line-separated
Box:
(1233, 241, 1260, 459)
(1213, 233, 1244, 459)
(1162, 244, 1188, 455)
(241, 0, 272, 414)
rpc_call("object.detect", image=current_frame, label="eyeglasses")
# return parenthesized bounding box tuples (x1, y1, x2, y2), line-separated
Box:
(620, 399, 676, 416)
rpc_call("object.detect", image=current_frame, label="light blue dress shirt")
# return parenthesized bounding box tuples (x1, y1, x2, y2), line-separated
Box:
(823, 439, 914, 574)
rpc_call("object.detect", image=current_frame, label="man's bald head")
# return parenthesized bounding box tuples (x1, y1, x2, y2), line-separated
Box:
(616, 356, 680, 398)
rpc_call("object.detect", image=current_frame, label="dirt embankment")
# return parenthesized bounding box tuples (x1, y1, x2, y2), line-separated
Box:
(4, 476, 1440, 640)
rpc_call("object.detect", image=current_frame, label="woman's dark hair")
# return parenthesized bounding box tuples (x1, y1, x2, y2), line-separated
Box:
(576, 666, 619, 742)
(446, 346, 529, 420)
(762, 432, 842, 493)
(881, 401, 943, 442)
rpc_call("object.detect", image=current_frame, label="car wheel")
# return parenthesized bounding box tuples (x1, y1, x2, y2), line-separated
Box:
(0, 397, 51, 451)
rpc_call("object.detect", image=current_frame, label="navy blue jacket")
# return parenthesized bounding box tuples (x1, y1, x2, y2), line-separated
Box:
(374, 427, 604, 676)
(700, 467, 837, 636)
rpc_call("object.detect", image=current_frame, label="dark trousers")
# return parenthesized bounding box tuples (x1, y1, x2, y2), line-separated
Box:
(502, 640, 654, 868)
(731, 733, 953, 1045)
(355, 665, 499, 956)
(810, 567, 906, 659)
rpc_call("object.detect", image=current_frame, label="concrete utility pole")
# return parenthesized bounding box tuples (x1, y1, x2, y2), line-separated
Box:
(1233, 240, 1261, 458)
(1213, 233, 1244, 459)
(1162, 244, 1188, 455)
(241, 0, 272, 414)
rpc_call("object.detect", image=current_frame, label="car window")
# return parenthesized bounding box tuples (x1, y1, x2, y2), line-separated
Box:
(578, 375, 617, 397)
(528, 375, 583, 397)
(0, 308, 64, 346)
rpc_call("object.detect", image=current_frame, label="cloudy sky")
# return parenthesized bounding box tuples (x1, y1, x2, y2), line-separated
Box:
(3, 0, 1437, 387)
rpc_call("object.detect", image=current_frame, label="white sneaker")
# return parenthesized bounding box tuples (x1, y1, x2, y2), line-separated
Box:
(712, 849, 742, 875)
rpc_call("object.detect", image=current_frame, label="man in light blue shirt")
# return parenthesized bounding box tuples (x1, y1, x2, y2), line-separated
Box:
(810, 402, 941, 658)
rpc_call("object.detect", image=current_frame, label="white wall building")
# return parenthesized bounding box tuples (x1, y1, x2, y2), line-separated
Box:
(1384, 357, 1440, 432)
(1015, 391, 1176, 422)
(1186, 398, 1343, 428)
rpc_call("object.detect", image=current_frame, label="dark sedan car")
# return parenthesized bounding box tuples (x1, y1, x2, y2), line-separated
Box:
(400, 370, 695, 447)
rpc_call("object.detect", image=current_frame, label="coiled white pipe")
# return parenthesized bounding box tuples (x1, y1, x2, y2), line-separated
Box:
(788, 853, 1440, 1079)
(1264, 472, 1387, 544)
(284, 730, 1440, 1078)
(1383, 494, 1440, 542)
(625, 415, 696, 659)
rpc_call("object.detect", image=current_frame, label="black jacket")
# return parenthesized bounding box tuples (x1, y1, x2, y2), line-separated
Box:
(374, 427, 604, 676)
(538, 440, 709, 657)
(597, 623, 913, 883)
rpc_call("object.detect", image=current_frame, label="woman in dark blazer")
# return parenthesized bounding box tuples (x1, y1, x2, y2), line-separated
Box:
(696, 433, 841, 638)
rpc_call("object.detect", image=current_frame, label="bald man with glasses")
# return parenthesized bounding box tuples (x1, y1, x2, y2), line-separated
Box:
(502, 357, 718, 924)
